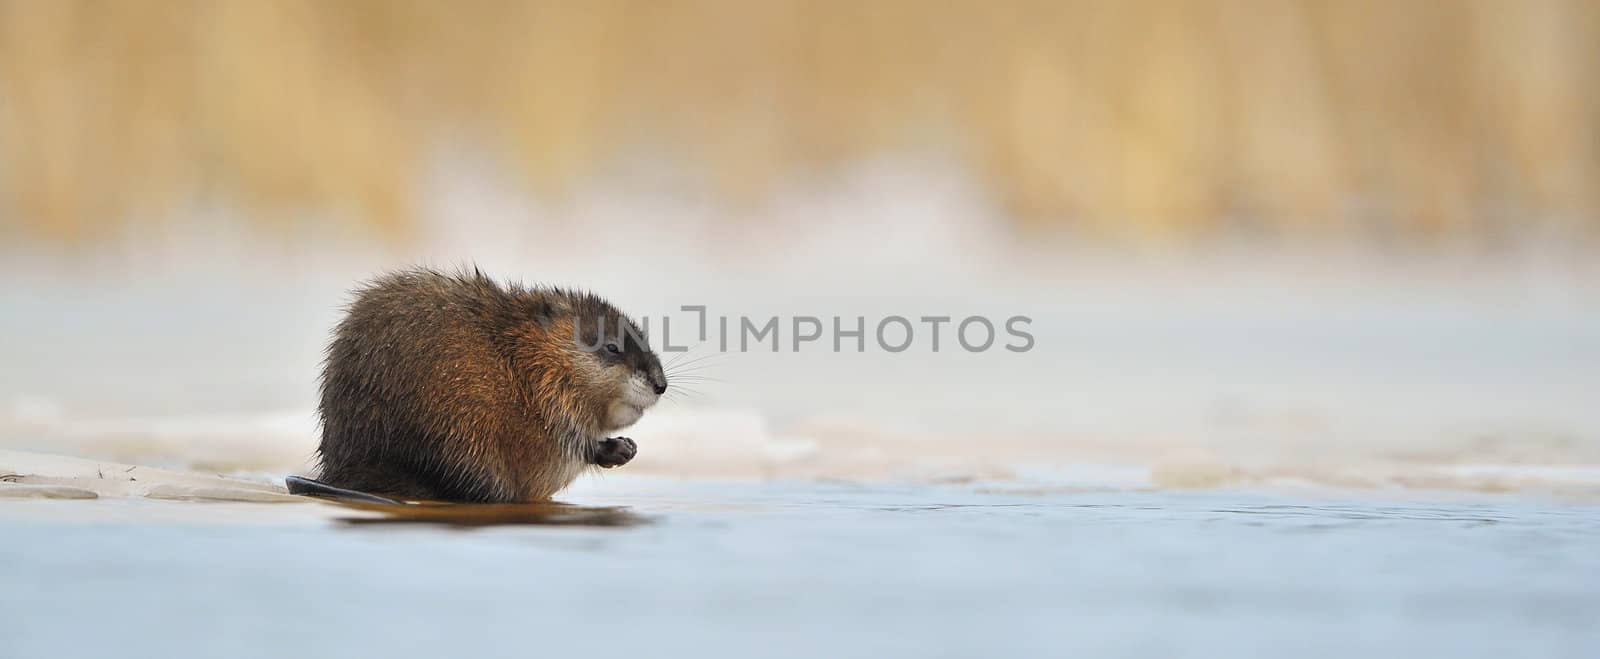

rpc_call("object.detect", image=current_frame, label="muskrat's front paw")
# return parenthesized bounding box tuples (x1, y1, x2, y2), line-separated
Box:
(593, 436, 637, 468)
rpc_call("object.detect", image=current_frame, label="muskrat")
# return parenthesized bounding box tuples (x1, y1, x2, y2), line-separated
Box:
(304, 267, 667, 503)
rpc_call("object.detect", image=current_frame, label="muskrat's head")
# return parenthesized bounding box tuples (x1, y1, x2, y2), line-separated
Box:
(517, 290, 667, 434)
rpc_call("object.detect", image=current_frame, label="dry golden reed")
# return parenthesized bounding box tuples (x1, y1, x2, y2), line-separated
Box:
(0, 0, 1596, 243)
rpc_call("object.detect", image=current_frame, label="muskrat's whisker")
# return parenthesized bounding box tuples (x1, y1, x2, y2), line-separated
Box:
(663, 348, 722, 369)
(664, 351, 727, 371)
(666, 370, 720, 379)
(663, 383, 708, 398)
(665, 364, 724, 379)
(667, 371, 719, 383)
(663, 350, 695, 369)
(666, 375, 723, 384)
(666, 359, 722, 371)
(662, 390, 708, 405)
(664, 382, 719, 392)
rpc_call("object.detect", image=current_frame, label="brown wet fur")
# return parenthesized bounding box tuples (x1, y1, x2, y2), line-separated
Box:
(310, 267, 665, 503)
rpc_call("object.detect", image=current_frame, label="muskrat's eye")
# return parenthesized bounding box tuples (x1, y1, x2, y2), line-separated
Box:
(604, 343, 620, 354)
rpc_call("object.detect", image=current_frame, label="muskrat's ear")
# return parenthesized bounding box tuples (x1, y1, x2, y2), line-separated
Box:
(526, 299, 561, 325)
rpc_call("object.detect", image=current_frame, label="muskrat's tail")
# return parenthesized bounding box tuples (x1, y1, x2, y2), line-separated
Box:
(285, 475, 404, 505)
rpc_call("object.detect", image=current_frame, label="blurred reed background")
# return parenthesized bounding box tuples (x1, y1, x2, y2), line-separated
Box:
(0, 0, 1597, 244)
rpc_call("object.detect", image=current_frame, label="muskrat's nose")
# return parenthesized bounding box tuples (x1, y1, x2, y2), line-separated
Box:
(652, 382, 668, 395)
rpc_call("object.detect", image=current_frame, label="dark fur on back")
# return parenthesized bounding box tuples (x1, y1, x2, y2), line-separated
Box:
(313, 267, 662, 503)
